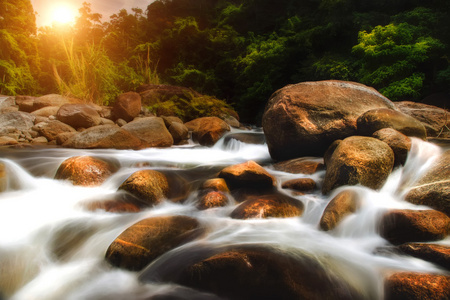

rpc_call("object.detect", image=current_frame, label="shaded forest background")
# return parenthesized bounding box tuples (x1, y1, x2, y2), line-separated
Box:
(1, 0, 449, 123)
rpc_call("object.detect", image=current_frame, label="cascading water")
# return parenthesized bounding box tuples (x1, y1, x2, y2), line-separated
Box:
(0, 130, 447, 300)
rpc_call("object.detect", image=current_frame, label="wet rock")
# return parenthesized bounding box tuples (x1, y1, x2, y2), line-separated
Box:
(372, 128, 411, 166)
(197, 191, 229, 210)
(223, 132, 266, 145)
(168, 122, 189, 145)
(324, 139, 342, 167)
(34, 120, 76, 141)
(230, 192, 304, 219)
(62, 124, 149, 150)
(0, 111, 35, 133)
(219, 161, 276, 190)
(282, 178, 316, 192)
(167, 245, 362, 300)
(273, 158, 324, 174)
(201, 178, 230, 193)
(396, 243, 450, 271)
(322, 136, 394, 194)
(396, 101, 450, 137)
(56, 103, 102, 129)
(112, 92, 141, 122)
(405, 150, 450, 216)
(82, 199, 141, 213)
(384, 272, 450, 300)
(122, 117, 173, 147)
(118, 169, 169, 206)
(378, 209, 450, 245)
(262, 80, 396, 160)
(105, 215, 203, 271)
(319, 190, 360, 231)
(185, 117, 230, 146)
(54, 156, 119, 186)
(357, 108, 427, 139)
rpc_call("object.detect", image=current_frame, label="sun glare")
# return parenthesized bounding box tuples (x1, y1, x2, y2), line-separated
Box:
(51, 4, 76, 25)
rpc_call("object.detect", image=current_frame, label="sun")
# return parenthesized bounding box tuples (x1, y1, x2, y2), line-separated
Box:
(50, 4, 76, 25)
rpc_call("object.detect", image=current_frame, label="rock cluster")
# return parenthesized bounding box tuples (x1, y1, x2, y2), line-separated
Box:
(2, 80, 449, 298)
(0, 87, 240, 148)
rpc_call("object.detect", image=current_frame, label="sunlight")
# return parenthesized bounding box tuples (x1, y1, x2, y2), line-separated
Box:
(50, 3, 76, 25)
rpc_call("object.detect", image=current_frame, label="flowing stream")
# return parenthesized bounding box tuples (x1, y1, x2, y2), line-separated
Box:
(0, 129, 448, 300)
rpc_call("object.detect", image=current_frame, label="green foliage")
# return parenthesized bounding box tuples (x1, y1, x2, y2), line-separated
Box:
(147, 92, 232, 122)
(352, 23, 445, 100)
(53, 40, 122, 105)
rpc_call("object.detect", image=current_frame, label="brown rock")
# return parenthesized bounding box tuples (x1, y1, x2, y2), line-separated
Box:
(372, 128, 412, 166)
(15, 95, 35, 112)
(118, 169, 169, 206)
(162, 115, 183, 127)
(397, 243, 450, 270)
(396, 101, 450, 137)
(219, 161, 276, 190)
(34, 120, 76, 141)
(168, 122, 189, 145)
(357, 108, 427, 139)
(56, 132, 77, 145)
(31, 106, 59, 117)
(405, 150, 450, 216)
(262, 80, 397, 160)
(378, 209, 450, 245)
(185, 117, 230, 146)
(201, 178, 230, 193)
(62, 125, 149, 150)
(0, 162, 6, 192)
(230, 192, 304, 219)
(0, 136, 19, 146)
(197, 191, 229, 210)
(166, 246, 362, 300)
(54, 156, 119, 186)
(324, 139, 342, 167)
(282, 178, 316, 192)
(122, 117, 173, 147)
(273, 158, 325, 174)
(112, 92, 141, 122)
(319, 190, 360, 231)
(56, 103, 102, 129)
(105, 216, 203, 271)
(385, 272, 450, 300)
(322, 136, 394, 194)
(82, 200, 141, 213)
(33, 94, 71, 111)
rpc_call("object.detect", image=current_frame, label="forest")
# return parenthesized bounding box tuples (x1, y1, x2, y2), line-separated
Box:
(1, 0, 449, 123)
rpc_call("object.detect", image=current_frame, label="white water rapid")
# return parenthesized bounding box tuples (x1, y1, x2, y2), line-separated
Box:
(0, 129, 447, 300)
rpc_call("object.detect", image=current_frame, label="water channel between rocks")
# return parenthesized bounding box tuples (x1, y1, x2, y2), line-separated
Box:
(0, 128, 448, 300)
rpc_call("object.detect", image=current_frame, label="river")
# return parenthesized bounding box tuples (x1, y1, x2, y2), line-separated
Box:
(0, 129, 448, 299)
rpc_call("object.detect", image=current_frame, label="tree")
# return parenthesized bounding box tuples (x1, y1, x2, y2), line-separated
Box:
(0, 0, 38, 95)
(352, 22, 444, 100)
